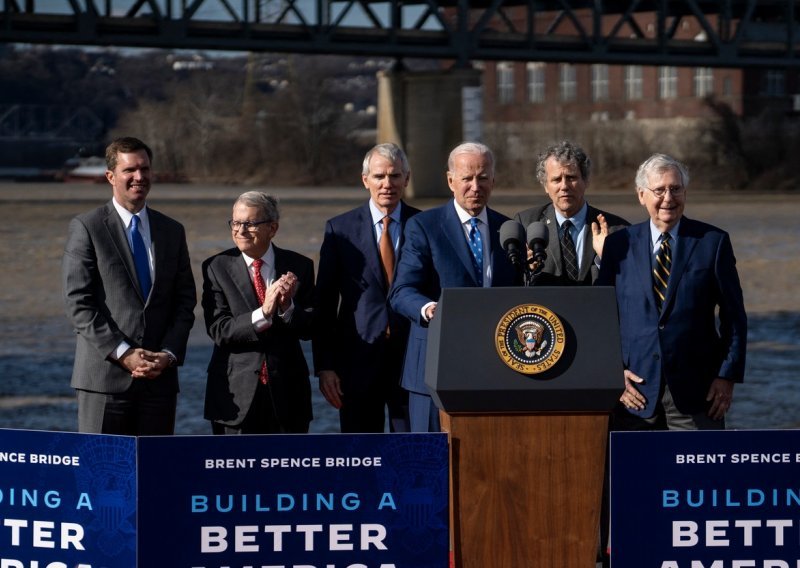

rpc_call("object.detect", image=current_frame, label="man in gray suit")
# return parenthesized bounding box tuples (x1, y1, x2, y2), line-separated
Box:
(515, 140, 629, 285)
(63, 137, 196, 435)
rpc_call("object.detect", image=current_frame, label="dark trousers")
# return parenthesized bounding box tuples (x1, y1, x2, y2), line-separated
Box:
(338, 379, 409, 433)
(77, 382, 176, 435)
(337, 334, 409, 434)
(211, 380, 308, 435)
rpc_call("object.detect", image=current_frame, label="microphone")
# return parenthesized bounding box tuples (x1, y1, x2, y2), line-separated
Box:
(499, 220, 526, 270)
(526, 222, 549, 264)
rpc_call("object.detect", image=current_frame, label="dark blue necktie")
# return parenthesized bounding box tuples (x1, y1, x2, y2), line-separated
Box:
(468, 217, 484, 286)
(560, 219, 579, 281)
(130, 215, 152, 300)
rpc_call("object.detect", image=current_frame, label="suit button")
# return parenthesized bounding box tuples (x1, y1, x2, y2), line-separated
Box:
(658, 324, 665, 330)
(653, 354, 660, 360)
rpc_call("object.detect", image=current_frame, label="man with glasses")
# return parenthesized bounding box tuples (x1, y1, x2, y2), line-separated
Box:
(202, 191, 315, 434)
(63, 136, 196, 435)
(597, 153, 747, 430)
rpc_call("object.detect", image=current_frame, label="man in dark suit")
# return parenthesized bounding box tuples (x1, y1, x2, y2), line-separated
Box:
(62, 136, 196, 435)
(598, 153, 747, 430)
(389, 142, 520, 432)
(313, 143, 420, 433)
(515, 140, 628, 285)
(202, 191, 315, 434)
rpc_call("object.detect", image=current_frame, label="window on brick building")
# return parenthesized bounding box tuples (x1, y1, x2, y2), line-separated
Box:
(694, 67, 714, 97)
(763, 70, 786, 97)
(723, 76, 733, 96)
(591, 64, 609, 101)
(658, 66, 678, 99)
(527, 62, 546, 103)
(560, 63, 577, 102)
(624, 65, 643, 100)
(497, 62, 515, 104)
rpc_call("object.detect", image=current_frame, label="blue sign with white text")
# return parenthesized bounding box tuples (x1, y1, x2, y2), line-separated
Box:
(611, 429, 800, 568)
(137, 433, 449, 568)
(0, 428, 137, 568)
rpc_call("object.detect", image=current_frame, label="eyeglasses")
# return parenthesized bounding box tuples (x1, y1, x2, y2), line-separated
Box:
(644, 185, 685, 198)
(228, 220, 271, 232)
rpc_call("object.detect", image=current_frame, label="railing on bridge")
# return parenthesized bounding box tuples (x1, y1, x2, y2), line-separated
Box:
(0, 104, 104, 141)
(2, 1, 800, 67)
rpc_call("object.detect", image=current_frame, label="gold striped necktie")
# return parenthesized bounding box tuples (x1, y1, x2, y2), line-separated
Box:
(653, 232, 672, 312)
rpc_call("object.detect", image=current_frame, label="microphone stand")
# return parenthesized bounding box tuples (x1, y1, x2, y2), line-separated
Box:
(524, 256, 546, 287)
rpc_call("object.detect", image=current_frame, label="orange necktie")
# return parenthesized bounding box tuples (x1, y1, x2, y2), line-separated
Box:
(379, 216, 395, 288)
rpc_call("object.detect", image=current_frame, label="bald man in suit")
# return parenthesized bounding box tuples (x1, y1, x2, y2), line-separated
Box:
(63, 137, 196, 435)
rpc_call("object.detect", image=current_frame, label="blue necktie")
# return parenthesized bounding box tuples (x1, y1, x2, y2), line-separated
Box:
(468, 217, 484, 286)
(130, 215, 152, 300)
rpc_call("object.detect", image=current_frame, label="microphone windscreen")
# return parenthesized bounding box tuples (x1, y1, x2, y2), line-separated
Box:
(526, 221, 549, 247)
(500, 220, 526, 248)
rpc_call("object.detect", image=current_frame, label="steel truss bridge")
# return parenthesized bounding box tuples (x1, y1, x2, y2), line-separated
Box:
(2, 1, 800, 68)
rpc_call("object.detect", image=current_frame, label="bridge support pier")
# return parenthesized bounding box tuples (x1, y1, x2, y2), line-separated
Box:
(377, 66, 482, 198)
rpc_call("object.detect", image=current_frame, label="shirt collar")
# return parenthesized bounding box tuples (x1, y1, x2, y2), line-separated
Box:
(650, 219, 681, 250)
(453, 200, 489, 226)
(649, 219, 680, 247)
(368, 199, 402, 225)
(242, 243, 275, 269)
(112, 197, 149, 230)
(554, 202, 588, 230)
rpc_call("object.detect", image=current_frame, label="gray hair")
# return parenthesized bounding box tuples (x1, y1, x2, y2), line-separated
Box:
(362, 143, 409, 176)
(535, 140, 591, 187)
(234, 191, 280, 222)
(635, 153, 690, 190)
(448, 142, 495, 176)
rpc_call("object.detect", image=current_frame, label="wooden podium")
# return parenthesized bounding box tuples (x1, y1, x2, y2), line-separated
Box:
(425, 287, 623, 567)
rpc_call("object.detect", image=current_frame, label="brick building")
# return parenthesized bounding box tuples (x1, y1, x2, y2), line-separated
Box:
(480, 11, 799, 124)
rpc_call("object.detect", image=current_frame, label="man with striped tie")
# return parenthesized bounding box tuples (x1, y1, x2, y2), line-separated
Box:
(597, 153, 747, 431)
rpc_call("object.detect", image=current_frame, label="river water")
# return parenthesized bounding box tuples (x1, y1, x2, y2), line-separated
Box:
(0, 184, 797, 433)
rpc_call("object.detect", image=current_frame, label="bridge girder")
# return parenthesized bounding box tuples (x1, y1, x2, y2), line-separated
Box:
(2, 0, 800, 68)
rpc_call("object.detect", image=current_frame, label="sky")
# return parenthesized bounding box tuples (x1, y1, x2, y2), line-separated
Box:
(29, 0, 442, 30)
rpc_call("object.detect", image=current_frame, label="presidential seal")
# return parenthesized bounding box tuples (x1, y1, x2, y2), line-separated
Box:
(495, 304, 566, 374)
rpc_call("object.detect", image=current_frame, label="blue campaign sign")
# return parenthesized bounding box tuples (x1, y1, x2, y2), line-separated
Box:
(0, 428, 137, 568)
(611, 430, 800, 568)
(137, 433, 449, 568)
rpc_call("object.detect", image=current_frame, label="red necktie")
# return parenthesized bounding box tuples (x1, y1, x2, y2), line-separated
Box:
(251, 259, 269, 384)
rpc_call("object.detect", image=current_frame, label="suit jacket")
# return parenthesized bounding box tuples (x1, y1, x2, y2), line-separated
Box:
(515, 202, 629, 286)
(312, 200, 421, 390)
(62, 201, 196, 394)
(597, 217, 747, 418)
(202, 245, 314, 431)
(389, 200, 520, 395)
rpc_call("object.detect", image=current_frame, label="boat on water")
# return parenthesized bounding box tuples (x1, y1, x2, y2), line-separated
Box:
(62, 156, 106, 183)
